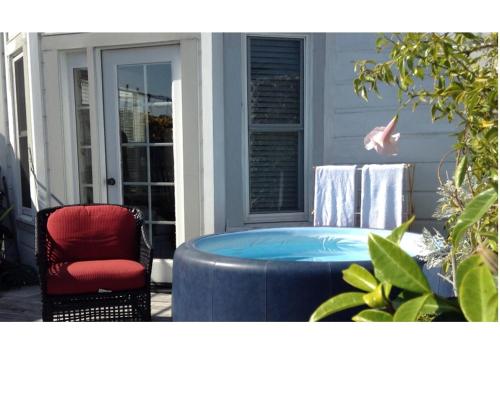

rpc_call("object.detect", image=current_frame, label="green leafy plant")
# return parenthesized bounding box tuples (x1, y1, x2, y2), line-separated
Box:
(353, 33, 497, 288)
(310, 214, 497, 322)
(310, 33, 498, 322)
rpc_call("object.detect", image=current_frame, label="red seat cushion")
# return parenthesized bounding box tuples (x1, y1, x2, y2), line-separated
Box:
(46, 205, 138, 263)
(46, 259, 146, 295)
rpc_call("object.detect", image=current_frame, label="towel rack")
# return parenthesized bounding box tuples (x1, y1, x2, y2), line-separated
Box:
(311, 164, 415, 226)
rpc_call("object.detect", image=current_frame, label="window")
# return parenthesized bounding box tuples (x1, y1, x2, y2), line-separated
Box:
(246, 36, 305, 215)
(12, 55, 32, 211)
(72, 68, 93, 203)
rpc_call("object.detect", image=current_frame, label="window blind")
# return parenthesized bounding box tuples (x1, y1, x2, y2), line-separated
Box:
(247, 37, 304, 214)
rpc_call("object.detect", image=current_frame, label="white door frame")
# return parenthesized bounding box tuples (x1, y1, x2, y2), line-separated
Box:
(101, 45, 183, 283)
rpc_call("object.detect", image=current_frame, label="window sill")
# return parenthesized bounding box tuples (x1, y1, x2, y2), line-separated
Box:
(229, 221, 312, 232)
(244, 212, 310, 224)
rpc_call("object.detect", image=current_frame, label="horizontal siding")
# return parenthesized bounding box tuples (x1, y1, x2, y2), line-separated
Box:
(332, 107, 458, 137)
(325, 33, 457, 232)
(327, 134, 455, 164)
(334, 33, 382, 52)
(333, 82, 446, 111)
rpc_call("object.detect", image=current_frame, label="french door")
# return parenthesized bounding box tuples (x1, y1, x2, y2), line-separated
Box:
(102, 46, 181, 283)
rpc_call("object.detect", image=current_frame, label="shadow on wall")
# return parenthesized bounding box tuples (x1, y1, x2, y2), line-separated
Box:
(0, 129, 64, 267)
(0, 133, 39, 288)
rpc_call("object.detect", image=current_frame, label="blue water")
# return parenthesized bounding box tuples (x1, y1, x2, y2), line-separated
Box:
(193, 227, 422, 262)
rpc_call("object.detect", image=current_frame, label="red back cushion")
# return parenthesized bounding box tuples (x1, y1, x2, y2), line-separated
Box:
(46, 205, 138, 263)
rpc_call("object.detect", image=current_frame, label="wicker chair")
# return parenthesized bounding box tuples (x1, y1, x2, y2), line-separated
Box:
(35, 204, 153, 322)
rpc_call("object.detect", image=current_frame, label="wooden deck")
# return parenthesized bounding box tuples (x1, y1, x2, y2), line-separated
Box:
(0, 286, 172, 322)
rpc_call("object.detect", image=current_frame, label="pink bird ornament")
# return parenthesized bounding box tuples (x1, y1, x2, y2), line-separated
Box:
(364, 115, 400, 156)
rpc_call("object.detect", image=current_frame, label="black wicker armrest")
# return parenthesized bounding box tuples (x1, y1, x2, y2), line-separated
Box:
(139, 224, 153, 279)
(35, 207, 60, 294)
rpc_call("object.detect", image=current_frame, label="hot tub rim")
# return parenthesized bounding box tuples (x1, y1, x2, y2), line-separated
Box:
(177, 226, 423, 265)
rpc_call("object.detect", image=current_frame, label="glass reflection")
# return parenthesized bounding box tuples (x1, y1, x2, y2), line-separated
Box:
(150, 146, 174, 182)
(123, 185, 149, 220)
(121, 146, 147, 182)
(152, 224, 176, 259)
(118, 65, 146, 143)
(151, 186, 175, 221)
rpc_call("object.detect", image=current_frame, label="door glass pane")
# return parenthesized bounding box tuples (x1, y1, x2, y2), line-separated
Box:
(147, 64, 172, 103)
(123, 185, 149, 220)
(149, 105, 173, 143)
(152, 224, 176, 259)
(150, 146, 174, 182)
(147, 64, 172, 143)
(118, 65, 146, 143)
(121, 146, 147, 182)
(80, 148, 93, 184)
(116, 62, 176, 260)
(14, 57, 32, 210)
(73, 68, 93, 204)
(151, 186, 175, 221)
(14, 58, 27, 133)
(81, 187, 93, 204)
(19, 136, 31, 208)
(76, 109, 91, 146)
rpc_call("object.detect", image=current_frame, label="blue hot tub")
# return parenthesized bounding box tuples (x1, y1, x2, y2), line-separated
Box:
(172, 227, 424, 322)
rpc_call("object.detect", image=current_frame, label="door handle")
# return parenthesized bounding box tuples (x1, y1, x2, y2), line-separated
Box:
(106, 177, 116, 186)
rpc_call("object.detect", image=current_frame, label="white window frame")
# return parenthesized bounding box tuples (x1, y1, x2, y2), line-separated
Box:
(9, 50, 34, 220)
(61, 51, 88, 204)
(241, 33, 313, 224)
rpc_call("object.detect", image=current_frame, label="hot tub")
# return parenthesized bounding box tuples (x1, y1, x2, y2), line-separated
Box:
(172, 227, 424, 322)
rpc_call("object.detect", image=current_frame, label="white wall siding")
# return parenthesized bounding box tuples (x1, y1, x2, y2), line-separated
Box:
(324, 33, 456, 232)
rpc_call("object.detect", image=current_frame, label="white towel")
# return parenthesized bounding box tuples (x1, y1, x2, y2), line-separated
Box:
(314, 165, 356, 227)
(360, 164, 405, 229)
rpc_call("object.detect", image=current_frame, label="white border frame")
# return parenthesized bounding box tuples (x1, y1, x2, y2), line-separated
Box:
(61, 51, 87, 204)
(241, 33, 313, 224)
(100, 45, 183, 283)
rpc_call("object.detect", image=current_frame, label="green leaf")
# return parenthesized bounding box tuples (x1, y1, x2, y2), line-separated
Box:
(362, 283, 388, 308)
(387, 215, 415, 244)
(394, 294, 432, 321)
(397, 294, 462, 321)
(451, 188, 498, 249)
(456, 255, 483, 291)
(353, 309, 393, 322)
(382, 282, 392, 299)
(454, 155, 468, 188)
(419, 294, 462, 315)
(459, 265, 498, 322)
(360, 87, 368, 101)
(375, 36, 388, 51)
(368, 233, 431, 293)
(487, 295, 498, 321)
(414, 67, 425, 80)
(309, 292, 366, 322)
(342, 264, 378, 292)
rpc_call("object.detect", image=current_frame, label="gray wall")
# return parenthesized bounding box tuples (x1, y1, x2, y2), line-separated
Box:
(323, 33, 455, 232)
(223, 32, 455, 232)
